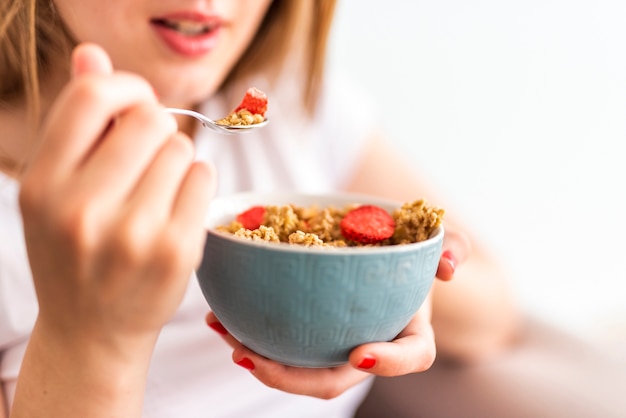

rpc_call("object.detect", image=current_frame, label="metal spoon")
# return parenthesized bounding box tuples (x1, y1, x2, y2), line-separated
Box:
(164, 107, 268, 135)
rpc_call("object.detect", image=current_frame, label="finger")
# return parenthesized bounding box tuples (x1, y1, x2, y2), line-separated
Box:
(32, 73, 158, 182)
(205, 312, 243, 349)
(348, 309, 436, 376)
(205, 311, 373, 399)
(71, 43, 113, 78)
(163, 159, 214, 270)
(114, 133, 193, 227)
(231, 346, 370, 399)
(75, 103, 178, 203)
(436, 254, 456, 281)
(436, 227, 472, 281)
(117, 133, 213, 275)
(169, 159, 215, 236)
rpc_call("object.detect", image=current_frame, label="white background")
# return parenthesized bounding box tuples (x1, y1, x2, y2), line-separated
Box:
(329, 0, 626, 350)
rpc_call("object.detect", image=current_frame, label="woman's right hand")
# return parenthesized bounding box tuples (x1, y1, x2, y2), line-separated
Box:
(14, 43, 214, 416)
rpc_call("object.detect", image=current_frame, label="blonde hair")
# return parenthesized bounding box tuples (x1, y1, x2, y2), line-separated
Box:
(0, 0, 73, 109)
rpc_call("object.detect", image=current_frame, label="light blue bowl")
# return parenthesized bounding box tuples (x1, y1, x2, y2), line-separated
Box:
(197, 192, 444, 368)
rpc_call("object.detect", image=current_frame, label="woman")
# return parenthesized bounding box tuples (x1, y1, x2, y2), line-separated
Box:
(0, 0, 519, 416)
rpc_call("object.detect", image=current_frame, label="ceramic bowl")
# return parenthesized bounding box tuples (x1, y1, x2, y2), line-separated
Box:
(196, 191, 444, 367)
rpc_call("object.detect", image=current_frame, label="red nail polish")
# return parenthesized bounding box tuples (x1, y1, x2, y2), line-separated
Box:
(442, 250, 457, 271)
(208, 321, 228, 335)
(235, 357, 255, 371)
(357, 356, 376, 369)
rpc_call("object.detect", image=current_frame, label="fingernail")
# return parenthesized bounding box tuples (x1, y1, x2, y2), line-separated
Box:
(208, 321, 228, 335)
(442, 250, 457, 272)
(357, 355, 376, 369)
(235, 357, 255, 371)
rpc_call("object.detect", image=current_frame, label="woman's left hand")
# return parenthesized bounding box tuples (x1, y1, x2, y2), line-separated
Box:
(205, 299, 434, 399)
(205, 228, 471, 399)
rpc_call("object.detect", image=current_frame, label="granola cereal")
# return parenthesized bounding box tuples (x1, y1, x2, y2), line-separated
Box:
(217, 199, 444, 248)
(216, 109, 265, 126)
(391, 200, 445, 244)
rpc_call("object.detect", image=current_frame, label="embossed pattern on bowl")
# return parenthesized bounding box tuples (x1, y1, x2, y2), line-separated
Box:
(197, 192, 444, 367)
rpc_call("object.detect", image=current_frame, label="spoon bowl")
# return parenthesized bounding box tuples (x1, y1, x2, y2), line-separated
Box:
(164, 107, 268, 135)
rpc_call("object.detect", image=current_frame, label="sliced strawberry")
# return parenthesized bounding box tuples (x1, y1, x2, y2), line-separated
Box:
(340, 205, 395, 244)
(234, 87, 268, 116)
(236, 206, 266, 230)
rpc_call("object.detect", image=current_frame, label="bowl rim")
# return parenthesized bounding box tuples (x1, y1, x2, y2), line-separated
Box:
(204, 191, 445, 255)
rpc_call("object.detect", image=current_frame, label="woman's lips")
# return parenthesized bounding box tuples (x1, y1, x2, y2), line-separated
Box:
(151, 12, 223, 57)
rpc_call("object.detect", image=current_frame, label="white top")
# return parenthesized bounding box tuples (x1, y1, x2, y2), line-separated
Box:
(0, 73, 379, 417)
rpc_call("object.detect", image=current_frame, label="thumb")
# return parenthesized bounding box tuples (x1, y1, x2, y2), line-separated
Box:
(71, 43, 113, 78)
(436, 227, 471, 281)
